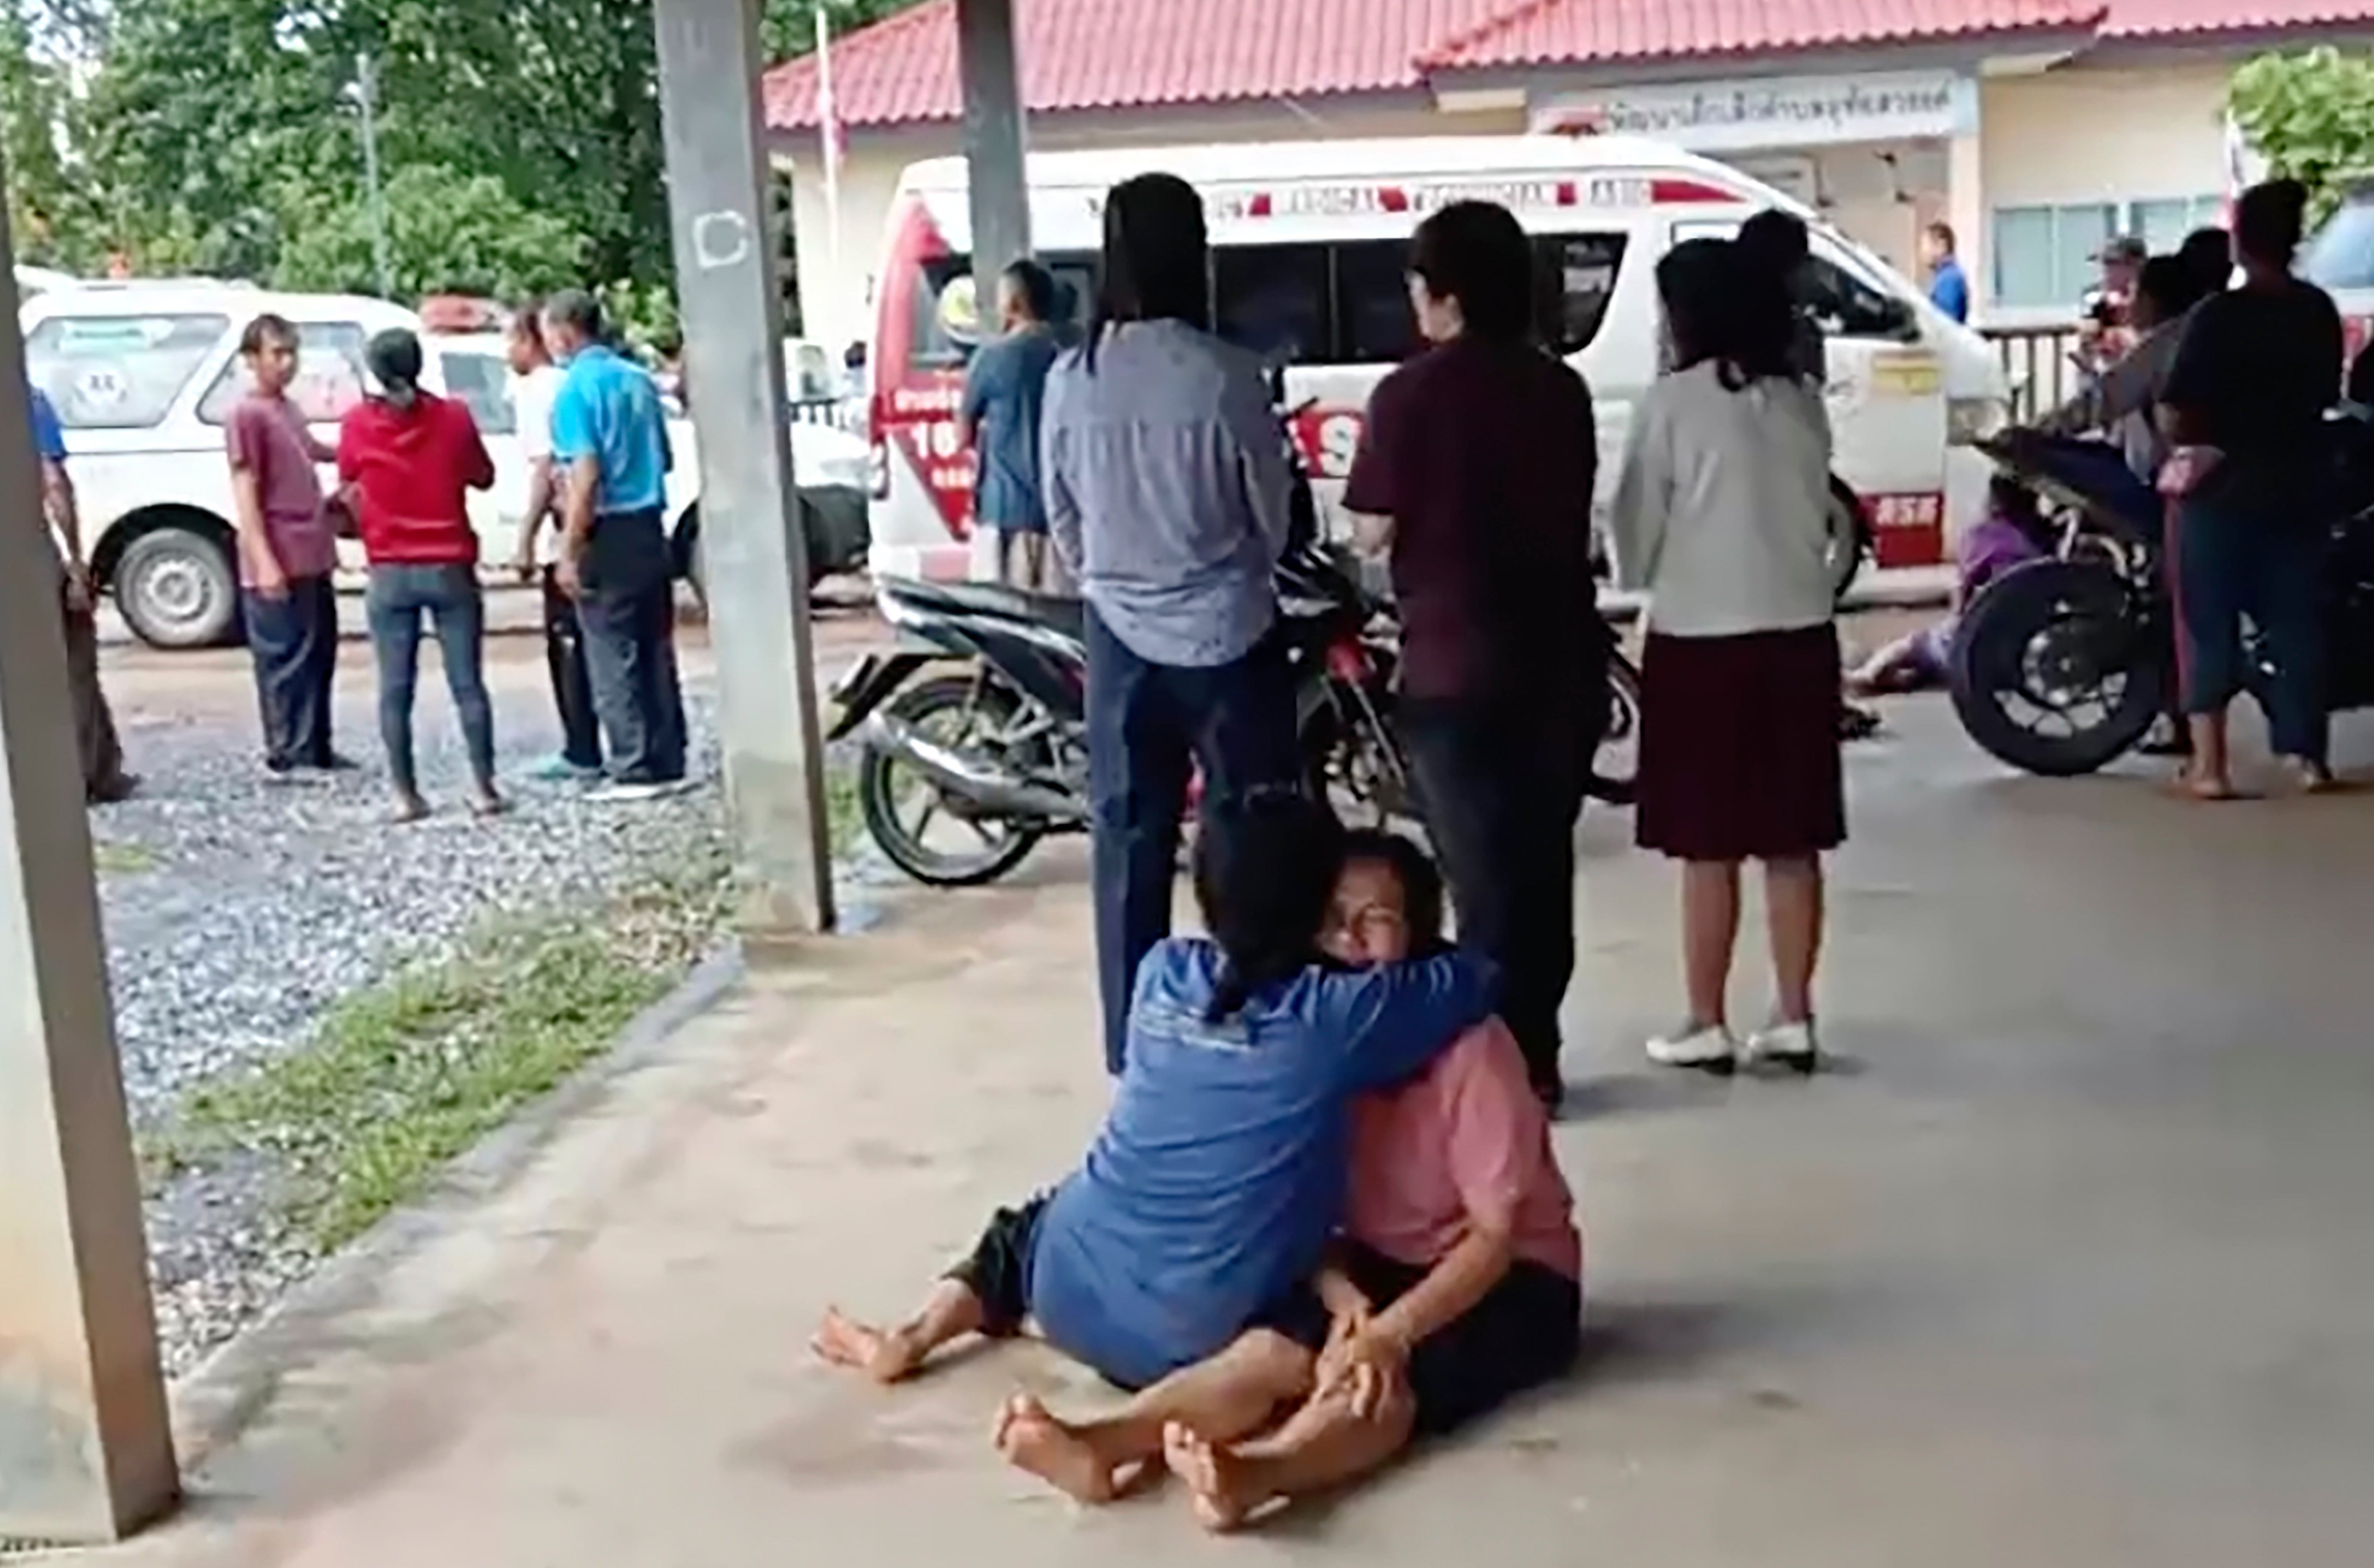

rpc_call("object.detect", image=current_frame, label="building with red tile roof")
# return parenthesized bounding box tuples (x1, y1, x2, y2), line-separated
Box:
(766, 0, 2374, 348)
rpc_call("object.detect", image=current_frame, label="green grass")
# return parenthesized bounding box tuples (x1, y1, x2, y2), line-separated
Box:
(824, 755, 864, 853)
(152, 852, 732, 1252)
(93, 840, 160, 875)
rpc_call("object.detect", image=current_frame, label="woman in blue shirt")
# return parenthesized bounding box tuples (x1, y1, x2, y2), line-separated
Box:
(1040, 173, 1309, 1076)
(811, 794, 1494, 1504)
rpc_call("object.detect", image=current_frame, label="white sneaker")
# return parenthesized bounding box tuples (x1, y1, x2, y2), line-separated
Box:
(588, 777, 696, 804)
(1646, 1023, 1738, 1074)
(1743, 1018, 1821, 1075)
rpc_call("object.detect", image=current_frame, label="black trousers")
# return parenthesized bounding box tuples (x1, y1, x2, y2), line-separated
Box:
(1339, 1242, 1580, 1437)
(243, 573, 339, 771)
(1402, 696, 1592, 1098)
(576, 509, 688, 785)
(541, 566, 604, 770)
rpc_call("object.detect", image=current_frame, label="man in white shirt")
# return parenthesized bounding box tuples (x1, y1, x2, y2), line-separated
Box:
(505, 305, 603, 780)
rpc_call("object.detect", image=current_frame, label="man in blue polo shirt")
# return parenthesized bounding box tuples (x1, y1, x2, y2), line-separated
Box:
(543, 290, 688, 799)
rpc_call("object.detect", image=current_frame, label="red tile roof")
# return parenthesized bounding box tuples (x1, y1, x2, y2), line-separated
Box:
(1425, 0, 2101, 70)
(763, 0, 2342, 135)
(2102, 0, 2374, 35)
(764, 0, 1510, 131)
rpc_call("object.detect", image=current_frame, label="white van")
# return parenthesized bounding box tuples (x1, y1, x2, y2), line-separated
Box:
(25, 284, 424, 648)
(864, 136, 2007, 584)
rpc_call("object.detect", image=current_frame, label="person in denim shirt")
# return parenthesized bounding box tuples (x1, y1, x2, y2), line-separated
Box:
(1042, 173, 1306, 1074)
(963, 258, 1067, 592)
(811, 797, 1495, 1505)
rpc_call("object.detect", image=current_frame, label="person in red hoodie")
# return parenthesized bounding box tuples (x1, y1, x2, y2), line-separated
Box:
(339, 328, 502, 821)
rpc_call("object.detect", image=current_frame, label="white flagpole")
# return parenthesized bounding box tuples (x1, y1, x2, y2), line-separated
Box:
(816, 4, 844, 300)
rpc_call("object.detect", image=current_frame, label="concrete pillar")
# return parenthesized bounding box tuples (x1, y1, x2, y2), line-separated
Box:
(957, 0, 1032, 291)
(0, 226, 177, 1539)
(653, 0, 836, 937)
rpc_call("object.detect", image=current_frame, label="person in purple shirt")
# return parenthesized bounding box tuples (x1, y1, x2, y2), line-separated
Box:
(810, 794, 1494, 1505)
(1847, 476, 2051, 695)
(226, 313, 346, 778)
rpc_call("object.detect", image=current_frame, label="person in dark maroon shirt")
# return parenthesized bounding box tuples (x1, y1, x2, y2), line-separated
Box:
(338, 328, 502, 821)
(1343, 201, 1610, 1111)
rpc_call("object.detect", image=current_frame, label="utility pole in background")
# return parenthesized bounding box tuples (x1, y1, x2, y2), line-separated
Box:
(353, 52, 394, 299)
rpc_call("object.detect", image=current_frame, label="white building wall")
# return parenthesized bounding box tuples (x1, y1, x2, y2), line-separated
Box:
(1979, 59, 2236, 319)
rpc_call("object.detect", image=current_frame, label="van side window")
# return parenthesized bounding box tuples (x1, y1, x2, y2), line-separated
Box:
(1215, 245, 1331, 365)
(1333, 241, 1420, 363)
(198, 322, 373, 425)
(1800, 256, 1917, 342)
(441, 351, 517, 436)
(23, 313, 231, 430)
(910, 254, 1095, 367)
(1532, 234, 1627, 355)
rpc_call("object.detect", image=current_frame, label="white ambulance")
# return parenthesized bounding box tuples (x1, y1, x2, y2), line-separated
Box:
(864, 135, 2008, 584)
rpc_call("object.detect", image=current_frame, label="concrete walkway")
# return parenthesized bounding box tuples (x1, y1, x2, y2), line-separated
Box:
(110, 698, 2372, 1568)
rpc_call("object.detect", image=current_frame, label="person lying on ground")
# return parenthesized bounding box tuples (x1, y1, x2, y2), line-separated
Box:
(1846, 477, 2052, 697)
(811, 794, 1496, 1502)
(1159, 829, 1583, 1531)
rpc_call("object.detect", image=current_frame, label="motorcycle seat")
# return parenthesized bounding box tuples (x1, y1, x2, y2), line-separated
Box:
(879, 576, 1086, 643)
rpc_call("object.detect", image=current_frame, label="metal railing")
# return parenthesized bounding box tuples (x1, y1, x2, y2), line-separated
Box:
(1984, 323, 2086, 424)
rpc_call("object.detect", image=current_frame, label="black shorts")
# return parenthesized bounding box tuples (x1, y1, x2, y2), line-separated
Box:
(946, 1195, 1334, 1389)
(1340, 1241, 1582, 1437)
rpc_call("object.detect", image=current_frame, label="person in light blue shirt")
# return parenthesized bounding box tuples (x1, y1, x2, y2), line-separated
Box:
(1041, 172, 1308, 1075)
(1922, 221, 1971, 324)
(542, 290, 686, 798)
(808, 796, 1495, 1505)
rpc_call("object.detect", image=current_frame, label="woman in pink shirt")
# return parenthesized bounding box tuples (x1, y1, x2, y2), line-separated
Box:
(1163, 830, 1583, 1531)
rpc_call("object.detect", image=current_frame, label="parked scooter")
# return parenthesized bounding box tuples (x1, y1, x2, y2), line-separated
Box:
(1949, 421, 2374, 775)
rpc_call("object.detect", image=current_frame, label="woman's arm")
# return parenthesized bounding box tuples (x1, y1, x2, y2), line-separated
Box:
(1310, 951, 1498, 1092)
(1365, 1223, 1516, 1360)
(1606, 389, 1669, 592)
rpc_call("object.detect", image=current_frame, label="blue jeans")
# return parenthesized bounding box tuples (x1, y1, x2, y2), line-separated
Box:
(575, 508, 687, 785)
(1085, 607, 1301, 1074)
(243, 573, 338, 771)
(2173, 495, 2328, 764)
(366, 562, 496, 795)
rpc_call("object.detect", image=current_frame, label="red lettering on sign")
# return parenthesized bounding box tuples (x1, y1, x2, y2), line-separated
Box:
(1861, 490, 1947, 569)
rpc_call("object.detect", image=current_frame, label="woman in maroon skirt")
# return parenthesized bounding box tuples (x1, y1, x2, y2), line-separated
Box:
(1609, 236, 1843, 1075)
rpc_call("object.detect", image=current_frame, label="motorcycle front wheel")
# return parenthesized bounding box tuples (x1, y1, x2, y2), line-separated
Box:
(1948, 559, 2168, 776)
(858, 674, 1046, 887)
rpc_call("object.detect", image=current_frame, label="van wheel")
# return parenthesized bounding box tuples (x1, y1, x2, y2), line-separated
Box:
(116, 526, 239, 648)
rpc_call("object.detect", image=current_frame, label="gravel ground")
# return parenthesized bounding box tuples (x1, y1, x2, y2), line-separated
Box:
(90, 643, 749, 1375)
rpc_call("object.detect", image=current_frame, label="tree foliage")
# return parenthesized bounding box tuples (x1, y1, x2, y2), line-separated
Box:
(2, 0, 924, 309)
(2231, 47, 2374, 221)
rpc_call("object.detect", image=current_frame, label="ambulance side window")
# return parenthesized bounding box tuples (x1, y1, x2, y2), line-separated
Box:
(1800, 255, 1918, 342)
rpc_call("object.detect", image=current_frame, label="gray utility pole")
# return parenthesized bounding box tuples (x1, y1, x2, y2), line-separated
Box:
(0, 206, 179, 1541)
(355, 52, 394, 299)
(652, 0, 835, 937)
(956, 0, 1031, 304)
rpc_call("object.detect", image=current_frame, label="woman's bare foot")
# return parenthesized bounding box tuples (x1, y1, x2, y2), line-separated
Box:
(390, 790, 431, 823)
(1163, 1422, 1258, 1532)
(467, 786, 509, 818)
(2170, 764, 2238, 802)
(810, 1307, 925, 1384)
(992, 1394, 1116, 1503)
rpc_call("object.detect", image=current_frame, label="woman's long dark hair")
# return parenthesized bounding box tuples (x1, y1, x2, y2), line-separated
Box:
(1085, 172, 1211, 371)
(1659, 237, 1794, 390)
(1190, 792, 1345, 1023)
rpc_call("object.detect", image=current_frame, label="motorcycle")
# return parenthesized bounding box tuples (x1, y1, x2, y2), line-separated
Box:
(1949, 421, 2374, 776)
(828, 534, 1411, 886)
